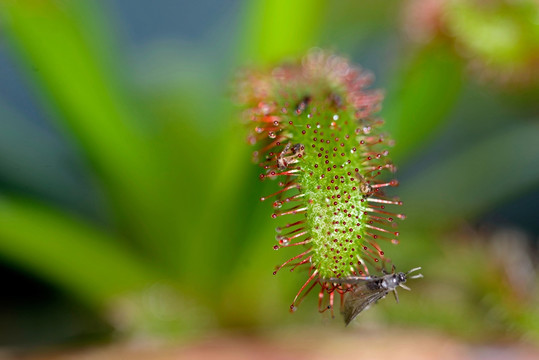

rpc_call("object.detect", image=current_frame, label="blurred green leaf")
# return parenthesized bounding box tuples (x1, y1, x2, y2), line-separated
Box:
(0, 0, 175, 260)
(0, 99, 105, 218)
(321, 0, 400, 51)
(382, 42, 464, 162)
(401, 120, 539, 229)
(0, 196, 163, 307)
(240, 0, 327, 63)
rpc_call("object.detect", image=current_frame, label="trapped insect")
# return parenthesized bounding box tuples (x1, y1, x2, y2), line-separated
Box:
(326, 267, 423, 325)
(277, 142, 305, 170)
(355, 173, 373, 197)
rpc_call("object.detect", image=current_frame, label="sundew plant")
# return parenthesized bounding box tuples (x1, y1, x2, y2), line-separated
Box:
(238, 50, 407, 313)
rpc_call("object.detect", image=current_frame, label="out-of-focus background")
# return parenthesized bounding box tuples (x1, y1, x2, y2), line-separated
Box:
(0, 0, 538, 358)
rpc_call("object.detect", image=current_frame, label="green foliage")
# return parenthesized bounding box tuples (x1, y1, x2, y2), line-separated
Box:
(445, 0, 539, 70)
(0, 197, 161, 306)
(382, 42, 464, 161)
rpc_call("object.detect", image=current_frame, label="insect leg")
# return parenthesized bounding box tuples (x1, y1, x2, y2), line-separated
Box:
(399, 283, 411, 291)
(392, 289, 400, 303)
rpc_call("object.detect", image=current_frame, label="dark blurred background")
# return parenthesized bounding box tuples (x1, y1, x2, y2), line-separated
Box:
(0, 0, 538, 356)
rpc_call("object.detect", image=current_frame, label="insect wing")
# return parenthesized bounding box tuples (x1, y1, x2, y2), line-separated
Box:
(342, 282, 388, 325)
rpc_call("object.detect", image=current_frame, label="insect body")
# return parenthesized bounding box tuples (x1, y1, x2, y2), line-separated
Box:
(295, 95, 312, 114)
(355, 173, 373, 197)
(326, 267, 423, 325)
(277, 143, 305, 170)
